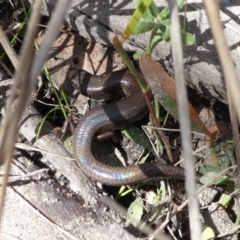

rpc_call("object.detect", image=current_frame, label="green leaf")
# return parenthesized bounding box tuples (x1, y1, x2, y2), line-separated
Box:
(161, 30, 170, 41)
(150, 30, 162, 52)
(141, 4, 155, 21)
(122, 126, 152, 151)
(218, 193, 232, 209)
(177, 0, 186, 10)
(159, 7, 169, 20)
(115, 186, 135, 200)
(199, 171, 230, 185)
(142, 8, 155, 21)
(182, 32, 196, 45)
(161, 19, 170, 27)
(149, 21, 170, 50)
(149, 23, 170, 50)
(148, 1, 159, 18)
(132, 21, 156, 34)
(202, 227, 215, 240)
(126, 198, 144, 227)
(203, 153, 220, 168)
(63, 134, 74, 153)
(236, 212, 240, 225)
(158, 0, 185, 20)
(133, 51, 148, 60)
(202, 138, 233, 175)
(154, 181, 166, 206)
(136, 0, 159, 20)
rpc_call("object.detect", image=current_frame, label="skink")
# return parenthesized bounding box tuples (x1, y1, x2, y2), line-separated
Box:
(73, 69, 188, 186)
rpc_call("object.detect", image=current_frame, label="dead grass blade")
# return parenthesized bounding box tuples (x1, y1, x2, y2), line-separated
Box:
(0, 0, 72, 223)
(168, 1, 201, 239)
(203, 0, 240, 173)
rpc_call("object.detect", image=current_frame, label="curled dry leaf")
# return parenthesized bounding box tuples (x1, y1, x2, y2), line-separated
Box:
(139, 54, 211, 136)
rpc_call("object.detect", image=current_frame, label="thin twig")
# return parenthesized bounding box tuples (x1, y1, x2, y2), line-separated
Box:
(168, 0, 201, 239)
(0, 0, 43, 221)
(0, 0, 72, 222)
(15, 143, 75, 161)
(203, 0, 240, 174)
(0, 26, 18, 69)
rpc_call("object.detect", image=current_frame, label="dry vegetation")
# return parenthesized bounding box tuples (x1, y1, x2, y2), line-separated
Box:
(0, 1, 239, 240)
